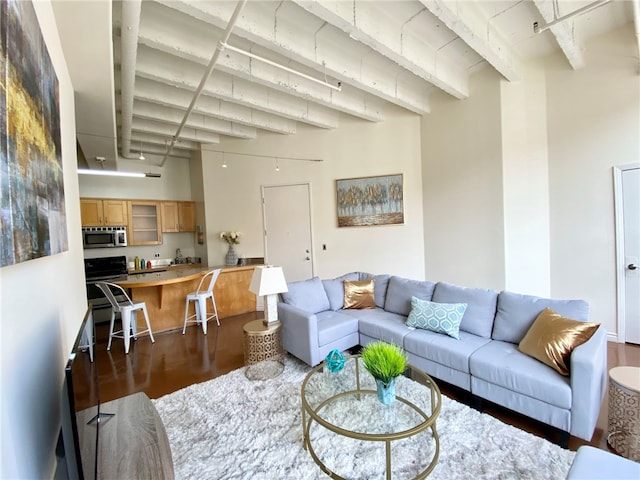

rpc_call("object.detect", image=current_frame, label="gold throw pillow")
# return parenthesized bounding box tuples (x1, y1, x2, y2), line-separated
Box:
(518, 307, 599, 376)
(343, 280, 375, 309)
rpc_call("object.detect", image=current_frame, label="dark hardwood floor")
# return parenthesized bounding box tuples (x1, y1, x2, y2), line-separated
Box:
(74, 311, 640, 455)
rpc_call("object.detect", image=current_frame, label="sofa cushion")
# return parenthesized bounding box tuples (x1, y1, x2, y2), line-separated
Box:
(518, 308, 600, 375)
(470, 340, 571, 409)
(432, 282, 498, 339)
(406, 297, 467, 339)
(492, 290, 590, 344)
(343, 280, 376, 309)
(384, 276, 436, 316)
(359, 273, 391, 308)
(281, 277, 330, 314)
(342, 308, 411, 346)
(316, 310, 359, 347)
(404, 329, 490, 373)
(322, 273, 360, 311)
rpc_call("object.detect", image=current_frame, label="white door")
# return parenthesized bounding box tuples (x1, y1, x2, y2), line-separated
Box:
(615, 165, 640, 344)
(262, 183, 314, 282)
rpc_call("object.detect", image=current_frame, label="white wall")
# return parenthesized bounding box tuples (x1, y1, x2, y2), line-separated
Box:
(199, 106, 426, 280)
(79, 158, 198, 262)
(421, 24, 638, 336)
(0, 2, 86, 478)
(500, 64, 551, 296)
(545, 24, 639, 337)
(421, 67, 506, 289)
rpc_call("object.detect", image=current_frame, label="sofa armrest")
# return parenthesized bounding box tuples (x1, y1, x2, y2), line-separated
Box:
(569, 325, 608, 440)
(278, 302, 319, 367)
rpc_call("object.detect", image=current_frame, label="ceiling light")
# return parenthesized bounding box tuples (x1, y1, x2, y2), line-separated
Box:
(222, 151, 227, 168)
(220, 42, 342, 92)
(275, 157, 280, 172)
(138, 140, 146, 160)
(78, 169, 160, 178)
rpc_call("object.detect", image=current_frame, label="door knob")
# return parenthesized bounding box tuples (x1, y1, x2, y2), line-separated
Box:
(629, 264, 638, 271)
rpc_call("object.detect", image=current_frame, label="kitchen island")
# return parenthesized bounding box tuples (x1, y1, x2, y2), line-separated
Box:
(115, 265, 258, 334)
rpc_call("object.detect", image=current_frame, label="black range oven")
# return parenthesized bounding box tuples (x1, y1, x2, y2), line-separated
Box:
(84, 256, 128, 314)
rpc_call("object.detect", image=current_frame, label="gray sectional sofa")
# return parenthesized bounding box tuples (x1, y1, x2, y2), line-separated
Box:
(278, 272, 608, 443)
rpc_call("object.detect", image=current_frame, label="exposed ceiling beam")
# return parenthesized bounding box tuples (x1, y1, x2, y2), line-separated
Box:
(533, 0, 585, 69)
(155, 0, 429, 114)
(134, 45, 341, 129)
(132, 100, 257, 139)
(418, 0, 522, 81)
(119, 0, 142, 159)
(138, 30, 383, 122)
(133, 77, 297, 135)
(294, 0, 471, 98)
(132, 117, 220, 145)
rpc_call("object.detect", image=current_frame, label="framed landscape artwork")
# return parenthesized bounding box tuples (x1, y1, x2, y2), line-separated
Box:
(1, 0, 67, 267)
(336, 174, 404, 227)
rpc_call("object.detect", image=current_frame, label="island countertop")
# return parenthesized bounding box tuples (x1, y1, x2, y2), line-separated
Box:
(113, 265, 261, 334)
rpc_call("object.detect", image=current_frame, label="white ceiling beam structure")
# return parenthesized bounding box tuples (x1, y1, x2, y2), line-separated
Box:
(137, 29, 382, 123)
(134, 45, 341, 129)
(119, 0, 142, 160)
(132, 100, 257, 140)
(533, 0, 585, 69)
(129, 131, 199, 152)
(156, 0, 429, 115)
(132, 118, 220, 145)
(294, 0, 471, 98)
(134, 77, 297, 135)
(418, 0, 522, 82)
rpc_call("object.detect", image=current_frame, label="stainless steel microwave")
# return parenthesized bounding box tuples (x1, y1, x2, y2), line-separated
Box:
(82, 226, 127, 249)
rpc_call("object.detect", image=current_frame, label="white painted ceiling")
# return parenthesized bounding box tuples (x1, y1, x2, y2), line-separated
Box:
(51, 0, 636, 171)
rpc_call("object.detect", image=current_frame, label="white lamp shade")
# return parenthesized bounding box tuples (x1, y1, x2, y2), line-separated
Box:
(249, 266, 288, 296)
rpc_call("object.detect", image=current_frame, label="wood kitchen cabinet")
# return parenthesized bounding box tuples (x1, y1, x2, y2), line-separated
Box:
(127, 201, 162, 245)
(161, 201, 195, 233)
(80, 198, 128, 226)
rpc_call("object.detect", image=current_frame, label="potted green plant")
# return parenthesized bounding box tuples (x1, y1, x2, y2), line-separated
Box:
(360, 341, 408, 405)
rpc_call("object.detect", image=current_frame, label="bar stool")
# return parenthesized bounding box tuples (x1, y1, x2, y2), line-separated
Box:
(183, 269, 221, 334)
(96, 282, 155, 354)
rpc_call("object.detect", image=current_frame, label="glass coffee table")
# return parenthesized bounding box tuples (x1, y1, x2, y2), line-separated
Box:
(301, 354, 441, 479)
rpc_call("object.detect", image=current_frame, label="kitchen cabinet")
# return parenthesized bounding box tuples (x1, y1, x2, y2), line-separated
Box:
(80, 198, 128, 227)
(161, 201, 195, 233)
(127, 201, 162, 245)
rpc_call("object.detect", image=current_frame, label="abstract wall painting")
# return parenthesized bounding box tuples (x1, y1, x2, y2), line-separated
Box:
(1, 0, 67, 267)
(336, 174, 404, 227)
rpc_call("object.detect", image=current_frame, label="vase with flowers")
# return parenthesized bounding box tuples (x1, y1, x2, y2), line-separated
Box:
(220, 231, 241, 266)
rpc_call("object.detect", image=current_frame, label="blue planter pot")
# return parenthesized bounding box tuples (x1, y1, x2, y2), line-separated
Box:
(376, 378, 396, 405)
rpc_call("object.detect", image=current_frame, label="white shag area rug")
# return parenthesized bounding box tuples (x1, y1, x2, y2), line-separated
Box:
(153, 356, 575, 480)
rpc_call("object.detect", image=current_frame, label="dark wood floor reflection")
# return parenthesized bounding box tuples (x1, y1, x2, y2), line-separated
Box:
(75, 313, 640, 454)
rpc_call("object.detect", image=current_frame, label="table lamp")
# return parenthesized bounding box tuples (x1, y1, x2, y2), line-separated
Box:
(249, 266, 288, 325)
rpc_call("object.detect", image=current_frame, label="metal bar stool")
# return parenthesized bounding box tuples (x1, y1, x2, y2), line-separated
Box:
(183, 269, 222, 334)
(96, 282, 155, 354)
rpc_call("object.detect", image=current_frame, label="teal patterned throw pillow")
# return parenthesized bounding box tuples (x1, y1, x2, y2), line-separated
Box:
(406, 296, 467, 339)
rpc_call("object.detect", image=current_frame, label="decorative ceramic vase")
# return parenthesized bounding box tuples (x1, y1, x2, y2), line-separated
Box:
(225, 244, 238, 266)
(376, 378, 396, 405)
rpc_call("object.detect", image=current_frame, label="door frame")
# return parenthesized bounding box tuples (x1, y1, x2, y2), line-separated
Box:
(613, 162, 640, 343)
(260, 181, 316, 278)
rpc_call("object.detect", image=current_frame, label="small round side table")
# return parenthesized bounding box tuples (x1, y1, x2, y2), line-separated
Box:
(607, 366, 640, 461)
(243, 320, 284, 380)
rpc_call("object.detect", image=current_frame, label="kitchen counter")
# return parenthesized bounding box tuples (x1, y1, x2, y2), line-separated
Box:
(114, 265, 260, 334)
(126, 263, 202, 275)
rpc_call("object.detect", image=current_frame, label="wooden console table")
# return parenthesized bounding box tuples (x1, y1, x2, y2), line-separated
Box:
(77, 392, 174, 479)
